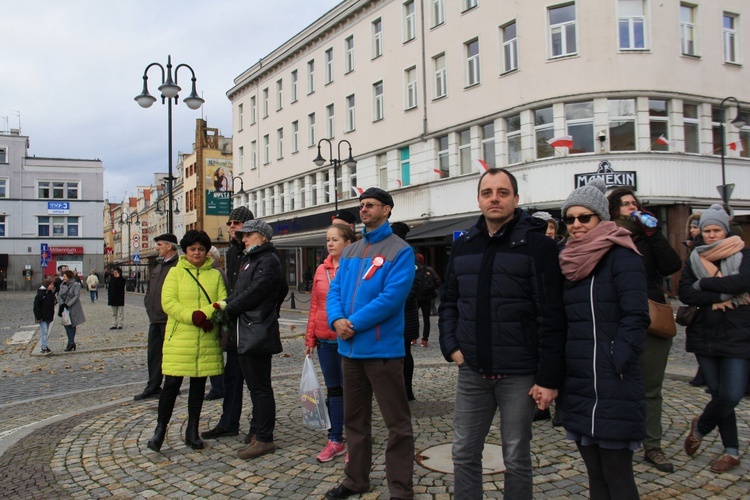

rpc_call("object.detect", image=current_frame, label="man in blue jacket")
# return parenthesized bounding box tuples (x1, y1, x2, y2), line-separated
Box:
(439, 168, 566, 500)
(325, 187, 416, 499)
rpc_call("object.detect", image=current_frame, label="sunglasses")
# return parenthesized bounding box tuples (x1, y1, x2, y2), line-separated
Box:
(226, 220, 244, 226)
(563, 213, 597, 225)
(359, 202, 385, 210)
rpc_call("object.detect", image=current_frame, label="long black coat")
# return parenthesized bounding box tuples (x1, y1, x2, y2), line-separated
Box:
(34, 286, 57, 323)
(678, 248, 750, 359)
(108, 276, 126, 307)
(561, 246, 649, 442)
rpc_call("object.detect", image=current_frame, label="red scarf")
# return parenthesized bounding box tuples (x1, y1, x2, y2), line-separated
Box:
(559, 221, 640, 281)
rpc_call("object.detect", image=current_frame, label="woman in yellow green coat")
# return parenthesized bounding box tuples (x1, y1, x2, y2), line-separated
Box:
(146, 230, 227, 452)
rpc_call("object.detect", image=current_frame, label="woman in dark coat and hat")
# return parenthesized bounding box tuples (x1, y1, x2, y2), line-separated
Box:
(108, 267, 126, 329)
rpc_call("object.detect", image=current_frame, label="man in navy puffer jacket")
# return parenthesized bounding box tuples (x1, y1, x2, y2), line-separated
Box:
(439, 168, 566, 500)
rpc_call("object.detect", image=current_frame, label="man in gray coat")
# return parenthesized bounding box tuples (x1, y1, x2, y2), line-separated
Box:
(134, 233, 179, 401)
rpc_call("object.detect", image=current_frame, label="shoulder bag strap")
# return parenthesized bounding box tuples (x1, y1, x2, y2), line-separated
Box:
(184, 269, 212, 303)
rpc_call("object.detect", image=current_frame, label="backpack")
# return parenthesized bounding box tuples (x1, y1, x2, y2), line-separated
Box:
(414, 266, 437, 301)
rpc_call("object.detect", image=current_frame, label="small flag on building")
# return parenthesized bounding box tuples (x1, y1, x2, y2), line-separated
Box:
(389, 178, 402, 188)
(547, 135, 573, 149)
(474, 159, 490, 173)
(729, 140, 744, 152)
(656, 134, 672, 146)
(434, 168, 448, 177)
(351, 186, 364, 195)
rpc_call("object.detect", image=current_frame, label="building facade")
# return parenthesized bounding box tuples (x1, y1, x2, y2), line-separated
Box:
(228, 0, 749, 285)
(0, 129, 104, 290)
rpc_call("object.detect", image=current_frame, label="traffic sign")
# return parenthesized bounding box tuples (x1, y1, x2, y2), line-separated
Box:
(40, 261, 49, 268)
(717, 183, 735, 202)
(133, 254, 141, 262)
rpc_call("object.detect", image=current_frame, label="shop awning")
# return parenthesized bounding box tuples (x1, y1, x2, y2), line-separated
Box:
(406, 214, 479, 242)
(272, 231, 327, 248)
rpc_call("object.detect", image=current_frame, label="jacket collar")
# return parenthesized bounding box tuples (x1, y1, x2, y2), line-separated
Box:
(361, 220, 392, 244)
(467, 209, 543, 247)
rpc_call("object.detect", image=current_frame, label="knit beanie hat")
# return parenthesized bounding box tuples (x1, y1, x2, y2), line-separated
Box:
(561, 178, 610, 221)
(532, 211, 559, 231)
(239, 219, 274, 241)
(228, 206, 254, 224)
(699, 204, 730, 233)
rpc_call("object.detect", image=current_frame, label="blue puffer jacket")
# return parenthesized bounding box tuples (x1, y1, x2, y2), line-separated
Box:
(327, 221, 415, 359)
(438, 210, 566, 387)
(561, 245, 649, 442)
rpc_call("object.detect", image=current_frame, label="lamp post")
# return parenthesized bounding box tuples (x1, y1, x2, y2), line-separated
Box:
(155, 198, 180, 216)
(718, 96, 747, 206)
(313, 139, 357, 211)
(232, 176, 246, 196)
(118, 212, 141, 265)
(135, 55, 204, 234)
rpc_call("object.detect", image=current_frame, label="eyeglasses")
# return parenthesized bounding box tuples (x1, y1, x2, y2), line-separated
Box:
(226, 220, 244, 226)
(563, 213, 597, 225)
(620, 200, 638, 208)
(359, 202, 385, 210)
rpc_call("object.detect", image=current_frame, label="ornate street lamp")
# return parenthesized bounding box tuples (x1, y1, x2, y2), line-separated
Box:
(135, 55, 204, 234)
(313, 139, 357, 211)
(718, 96, 747, 206)
(232, 176, 246, 196)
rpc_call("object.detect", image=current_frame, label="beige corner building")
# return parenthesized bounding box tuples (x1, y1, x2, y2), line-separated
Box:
(227, 0, 749, 286)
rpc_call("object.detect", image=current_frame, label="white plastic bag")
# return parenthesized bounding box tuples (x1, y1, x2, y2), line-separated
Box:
(60, 309, 72, 326)
(299, 355, 331, 431)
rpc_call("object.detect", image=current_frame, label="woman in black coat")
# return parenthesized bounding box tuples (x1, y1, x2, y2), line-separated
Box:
(107, 267, 126, 329)
(679, 204, 750, 474)
(560, 179, 649, 500)
(608, 188, 682, 473)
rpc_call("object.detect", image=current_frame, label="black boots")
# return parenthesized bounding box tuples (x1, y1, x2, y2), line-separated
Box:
(147, 422, 167, 452)
(184, 419, 204, 449)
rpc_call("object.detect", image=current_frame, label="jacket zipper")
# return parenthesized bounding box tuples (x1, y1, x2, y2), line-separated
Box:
(348, 243, 371, 356)
(589, 275, 598, 436)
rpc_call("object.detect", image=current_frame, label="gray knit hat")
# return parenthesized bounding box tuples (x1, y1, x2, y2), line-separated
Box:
(238, 219, 273, 241)
(228, 206, 254, 224)
(532, 211, 558, 231)
(699, 204, 730, 233)
(561, 178, 610, 221)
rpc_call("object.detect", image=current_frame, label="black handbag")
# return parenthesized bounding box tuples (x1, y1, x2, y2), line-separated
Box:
(236, 310, 282, 355)
(675, 305, 699, 327)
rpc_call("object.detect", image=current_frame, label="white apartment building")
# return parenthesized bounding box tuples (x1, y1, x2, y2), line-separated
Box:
(227, 0, 749, 285)
(0, 129, 104, 290)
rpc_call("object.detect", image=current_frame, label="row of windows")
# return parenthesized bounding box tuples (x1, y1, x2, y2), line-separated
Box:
(0, 216, 80, 238)
(236, 96, 748, 218)
(0, 180, 81, 200)
(237, 1, 742, 134)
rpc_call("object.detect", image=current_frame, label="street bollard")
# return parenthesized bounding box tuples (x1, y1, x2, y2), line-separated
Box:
(290, 292, 296, 309)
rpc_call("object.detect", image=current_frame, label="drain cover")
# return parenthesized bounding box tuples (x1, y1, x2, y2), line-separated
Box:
(415, 443, 505, 474)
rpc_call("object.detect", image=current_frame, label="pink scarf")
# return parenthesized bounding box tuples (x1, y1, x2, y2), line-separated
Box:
(559, 221, 640, 281)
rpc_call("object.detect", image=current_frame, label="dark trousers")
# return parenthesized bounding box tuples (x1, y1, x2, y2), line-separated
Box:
(417, 300, 431, 341)
(237, 353, 275, 442)
(342, 356, 414, 499)
(403, 339, 414, 399)
(217, 345, 246, 432)
(576, 443, 639, 500)
(145, 323, 165, 393)
(159, 375, 207, 424)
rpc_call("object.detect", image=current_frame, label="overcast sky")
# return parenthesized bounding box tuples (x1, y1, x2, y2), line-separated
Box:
(0, 0, 341, 202)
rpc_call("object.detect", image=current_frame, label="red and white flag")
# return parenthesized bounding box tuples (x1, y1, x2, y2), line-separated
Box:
(656, 134, 672, 146)
(547, 135, 573, 149)
(474, 159, 490, 173)
(433, 168, 448, 177)
(351, 186, 364, 196)
(389, 178, 403, 188)
(729, 141, 744, 152)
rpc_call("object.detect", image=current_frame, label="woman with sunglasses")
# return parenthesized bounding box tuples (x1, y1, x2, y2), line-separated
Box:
(679, 205, 750, 474)
(607, 188, 682, 473)
(559, 178, 649, 500)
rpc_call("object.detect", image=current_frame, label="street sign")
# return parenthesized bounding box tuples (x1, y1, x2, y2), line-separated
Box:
(717, 183, 735, 202)
(40, 261, 48, 268)
(453, 230, 467, 241)
(133, 254, 141, 262)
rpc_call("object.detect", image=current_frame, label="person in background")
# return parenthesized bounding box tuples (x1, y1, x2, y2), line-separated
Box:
(304, 223, 356, 462)
(54, 264, 69, 294)
(86, 270, 99, 303)
(391, 221, 419, 402)
(608, 188, 682, 473)
(331, 210, 357, 233)
(325, 188, 415, 499)
(107, 267, 126, 330)
(146, 230, 227, 453)
(58, 270, 86, 352)
(679, 204, 750, 474)
(532, 211, 565, 247)
(205, 245, 228, 401)
(34, 277, 56, 355)
(683, 213, 705, 388)
(560, 178, 648, 500)
(134, 234, 179, 401)
(412, 253, 440, 348)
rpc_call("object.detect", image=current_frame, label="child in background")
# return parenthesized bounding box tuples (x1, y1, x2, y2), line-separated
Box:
(34, 278, 56, 354)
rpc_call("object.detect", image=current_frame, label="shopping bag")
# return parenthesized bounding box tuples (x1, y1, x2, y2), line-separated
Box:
(60, 309, 72, 326)
(299, 356, 331, 431)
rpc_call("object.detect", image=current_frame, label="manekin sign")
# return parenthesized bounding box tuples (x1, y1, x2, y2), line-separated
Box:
(574, 161, 637, 190)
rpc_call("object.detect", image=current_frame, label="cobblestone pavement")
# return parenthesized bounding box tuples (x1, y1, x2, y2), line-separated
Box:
(0, 291, 748, 498)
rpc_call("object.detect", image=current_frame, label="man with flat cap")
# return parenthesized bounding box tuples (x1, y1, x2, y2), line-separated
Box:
(325, 187, 416, 499)
(134, 233, 179, 401)
(332, 210, 357, 232)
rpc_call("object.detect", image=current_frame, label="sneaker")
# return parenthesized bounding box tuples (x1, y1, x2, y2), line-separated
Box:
(709, 454, 740, 473)
(684, 417, 702, 456)
(421, 339, 428, 348)
(644, 448, 674, 473)
(317, 440, 347, 463)
(410, 339, 417, 346)
(237, 440, 275, 459)
(40, 347, 52, 354)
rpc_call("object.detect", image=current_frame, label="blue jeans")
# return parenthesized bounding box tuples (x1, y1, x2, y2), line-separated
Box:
(452, 366, 535, 500)
(89, 290, 97, 302)
(695, 355, 750, 454)
(39, 321, 51, 350)
(317, 341, 344, 443)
